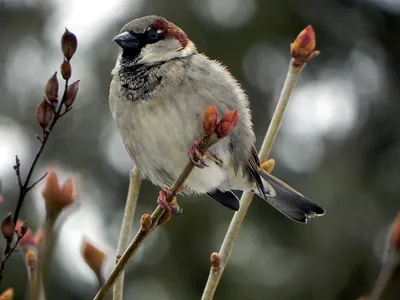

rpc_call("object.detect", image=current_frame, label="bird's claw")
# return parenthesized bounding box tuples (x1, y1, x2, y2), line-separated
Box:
(157, 188, 183, 215)
(188, 140, 208, 168)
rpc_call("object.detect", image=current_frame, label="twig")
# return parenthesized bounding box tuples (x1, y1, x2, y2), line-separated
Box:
(31, 217, 56, 300)
(93, 135, 219, 300)
(201, 55, 312, 299)
(369, 257, 400, 300)
(112, 167, 141, 300)
(1, 27, 79, 284)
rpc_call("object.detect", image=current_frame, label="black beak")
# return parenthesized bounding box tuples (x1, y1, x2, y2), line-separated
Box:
(113, 32, 140, 50)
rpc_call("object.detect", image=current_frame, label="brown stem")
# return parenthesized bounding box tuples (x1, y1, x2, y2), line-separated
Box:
(0, 77, 73, 286)
(93, 135, 218, 300)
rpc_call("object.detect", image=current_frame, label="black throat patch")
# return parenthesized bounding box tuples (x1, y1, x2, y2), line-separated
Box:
(118, 58, 165, 102)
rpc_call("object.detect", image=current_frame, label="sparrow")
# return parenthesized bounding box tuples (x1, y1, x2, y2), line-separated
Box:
(109, 15, 325, 223)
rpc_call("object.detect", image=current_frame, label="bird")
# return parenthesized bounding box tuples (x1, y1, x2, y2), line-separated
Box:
(109, 15, 326, 223)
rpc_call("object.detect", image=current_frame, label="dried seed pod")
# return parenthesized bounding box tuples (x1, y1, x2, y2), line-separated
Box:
(61, 28, 78, 60)
(36, 100, 54, 129)
(61, 58, 71, 80)
(45, 72, 58, 102)
(64, 80, 80, 108)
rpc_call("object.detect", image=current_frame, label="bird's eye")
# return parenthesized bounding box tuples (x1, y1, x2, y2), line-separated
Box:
(147, 29, 159, 40)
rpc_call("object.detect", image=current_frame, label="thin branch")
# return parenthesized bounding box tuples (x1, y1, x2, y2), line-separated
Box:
(369, 256, 400, 300)
(31, 217, 56, 300)
(93, 135, 219, 300)
(27, 173, 48, 192)
(112, 167, 141, 300)
(201, 59, 307, 300)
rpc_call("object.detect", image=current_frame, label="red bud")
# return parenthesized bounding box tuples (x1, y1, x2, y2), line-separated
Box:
(36, 100, 54, 129)
(61, 58, 71, 80)
(203, 105, 219, 137)
(61, 28, 78, 60)
(45, 72, 58, 102)
(215, 110, 240, 139)
(290, 25, 319, 64)
(64, 80, 79, 108)
(1, 213, 14, 242)
(390, 212, 400, 251)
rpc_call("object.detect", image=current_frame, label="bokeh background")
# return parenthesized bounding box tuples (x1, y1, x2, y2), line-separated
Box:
(0, 0, 399, 299)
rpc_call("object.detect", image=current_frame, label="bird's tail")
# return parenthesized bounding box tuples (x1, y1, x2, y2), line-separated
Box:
(255, 169, 326, 223)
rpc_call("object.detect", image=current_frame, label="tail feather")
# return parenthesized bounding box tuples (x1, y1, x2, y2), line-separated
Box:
(257, 169, 326, 223)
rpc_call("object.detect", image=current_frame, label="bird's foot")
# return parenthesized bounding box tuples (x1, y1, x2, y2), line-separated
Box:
(157, 188, 182, 215)
(188, 139, 208, 168)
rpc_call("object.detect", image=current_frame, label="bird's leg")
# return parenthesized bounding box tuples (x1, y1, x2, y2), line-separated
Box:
(188, 139, 208, 168)
(157, 188, 182, 215)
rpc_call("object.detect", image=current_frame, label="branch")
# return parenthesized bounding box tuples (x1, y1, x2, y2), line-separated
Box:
(112, 167, 141, 300)
(201, 25, 320, 300)
(94, 106, 238, 300)
(0, 27, 78, 286)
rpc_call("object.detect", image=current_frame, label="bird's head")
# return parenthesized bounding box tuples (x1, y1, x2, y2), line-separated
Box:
(113, 15, 196, 65)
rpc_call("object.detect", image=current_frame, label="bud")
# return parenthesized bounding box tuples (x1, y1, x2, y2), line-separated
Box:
(261, 159, 275, 174)
(64, 80, 80, 108)
(140, 214, 152, 231)
(203, 105, 219, 137)
(61, 28, 78, 60)
(45, 72, 59, 102)
(390, 212, 400, 251)
(36, 100, 54, 129)
(215, 110, 240, 139)
(290, 25, 320, 64)
(82, 239, 106, 282)
(25, 249, 37, 268)
(210, 252, 221, 270)
(1, 213, 14, 242)
(61, 58, 72, 80)
(0, 288, 13, 300)
(15, 220, 35, 249)
(42, 171, 75, 219)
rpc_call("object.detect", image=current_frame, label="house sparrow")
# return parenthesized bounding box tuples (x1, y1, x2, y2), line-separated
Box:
(109, 15, 325, 223)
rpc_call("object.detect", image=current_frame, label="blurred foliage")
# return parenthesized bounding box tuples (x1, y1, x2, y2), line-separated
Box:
(0, 0, 400, 299)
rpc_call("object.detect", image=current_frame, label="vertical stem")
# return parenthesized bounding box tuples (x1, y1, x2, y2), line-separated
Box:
(201, 59, 306, 300)
(31, 217, 56, 300)
(113, 167, 141, 300)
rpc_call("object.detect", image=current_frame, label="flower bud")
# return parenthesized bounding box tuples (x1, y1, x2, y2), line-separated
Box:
(82, 239, 106, 282)
(290, 25, 320, 64)
(261, 159, 275, 174)
(140, 214, 152, 231)
(25, 249, 37, 269)
(1, 213, 14, 242)
(36, 100, 54, 129)
(210, 252, 221, 270)
(61, 58, 71, 80)
(42, 171, 75, 219)
(15, 220, 35, 249)
(203, 105, 219, 137)
(0, 288, 13, 300)
(215, 110, 240, 139)
(61, 28, 78, 60)
(64, 80, 80, 108)
(45, 72, 58, 102)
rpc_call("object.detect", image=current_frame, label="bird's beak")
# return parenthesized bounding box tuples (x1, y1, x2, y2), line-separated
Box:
(113, 32, 140, 50)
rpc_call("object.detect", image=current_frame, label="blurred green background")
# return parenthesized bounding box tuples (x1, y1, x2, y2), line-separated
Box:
(0, 0, 399, 299)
